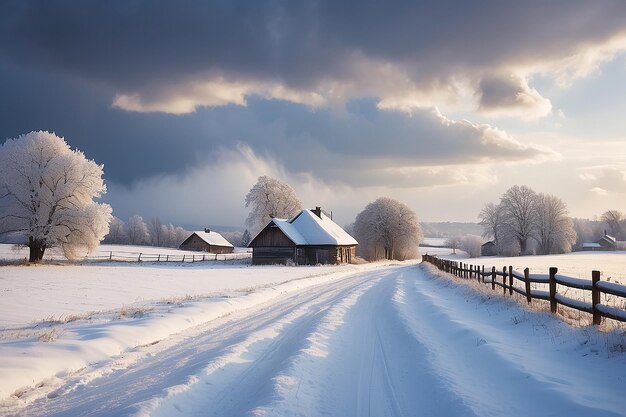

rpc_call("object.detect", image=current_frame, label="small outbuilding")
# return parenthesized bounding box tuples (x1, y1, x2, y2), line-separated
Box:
(481, 241, 497, 256)
(580, 234, 617, 252)
(179, 229, 234, 254)
(248, 207, 358, 265)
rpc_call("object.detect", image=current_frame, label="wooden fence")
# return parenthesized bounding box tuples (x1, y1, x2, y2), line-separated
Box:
(85, 250, 252, 264)
(422, 254, 626, 325)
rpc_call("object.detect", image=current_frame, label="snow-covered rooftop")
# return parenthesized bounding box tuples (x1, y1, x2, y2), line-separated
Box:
(267, 209, 357, 246)
(193, 230, 233, 248)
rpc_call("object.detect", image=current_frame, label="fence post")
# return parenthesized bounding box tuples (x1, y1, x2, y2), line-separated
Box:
(508, 266, 513, 296)
(138, 253, 142, 262)
(182, 255, 185, 262)
(158, 254, 160, 262)
(592, 270, 601, 325)
(549, 267, 558, 313)
(491, 266, 496, 290)
(203, 254, 206, 262)
(502, 267, 507, 295)
(109, 251, 112, 262)
(524, 268, 531, 303)
(481, 265, 485, 283)
(166, 255, 169, 262)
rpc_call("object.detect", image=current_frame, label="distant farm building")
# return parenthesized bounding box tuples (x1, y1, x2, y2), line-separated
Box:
(248, 207, 358, 265)
(580, 234, 617, 251)
(179, 229, 234, 253)
(481, 241, 497, 256)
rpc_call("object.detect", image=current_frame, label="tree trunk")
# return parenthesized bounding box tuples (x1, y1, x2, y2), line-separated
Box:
(28, 237, 46, 262)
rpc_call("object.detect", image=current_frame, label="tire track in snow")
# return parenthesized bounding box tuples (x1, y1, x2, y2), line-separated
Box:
(251, 267, 477, 417)
(393, 265, 626, 417)
(18, 268, 397, 417)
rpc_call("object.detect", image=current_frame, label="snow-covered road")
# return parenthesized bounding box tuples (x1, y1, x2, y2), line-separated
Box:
(14, 264, 626, 417)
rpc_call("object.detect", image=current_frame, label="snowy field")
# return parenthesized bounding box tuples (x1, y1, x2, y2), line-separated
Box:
(0, 243, 251, 263)
(2, 262, 625, 416)
(432, 250, 626, 285)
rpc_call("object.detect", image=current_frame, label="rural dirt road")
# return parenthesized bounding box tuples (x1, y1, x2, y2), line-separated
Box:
(15, 264, 626, 417)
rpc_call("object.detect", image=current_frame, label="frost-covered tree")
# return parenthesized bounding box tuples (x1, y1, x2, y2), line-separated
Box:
(499, 185, 537, 255)
(460, 235, 483, 258)
(478, 202, 505, 250)
(532, 193, 577, 254)
(241, 229, 252, 247)
(353, 197, 422, 261)
(244, 176, 303, 237)
(444, 236, 462, 255)
(601, 210, 624, 239)
(104, 216, 127, 244)
(126, 215, 149, 245)
(148, 217, 163, 246)
(0, 131, 112, 262)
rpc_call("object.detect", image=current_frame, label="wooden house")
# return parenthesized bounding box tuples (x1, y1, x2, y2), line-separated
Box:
(481, 241, 497, 256)
(179, 229, 234, 253)
(248, 207, 358, 265)
(580, 234, 617, 251)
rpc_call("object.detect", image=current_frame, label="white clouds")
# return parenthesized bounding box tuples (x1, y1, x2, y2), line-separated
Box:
(113, 77, 326, 114)
(477, 73, 553, 120)
(579, 165, 626, 195)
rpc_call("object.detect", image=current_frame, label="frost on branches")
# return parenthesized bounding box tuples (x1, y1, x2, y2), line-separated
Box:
(353, 197, 422, 261)
(244, 176, 303, 237)
(0, 131, 112, 262)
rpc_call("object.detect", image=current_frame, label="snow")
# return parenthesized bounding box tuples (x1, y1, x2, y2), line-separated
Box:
(189, 230, 234, 247)
(2, 261, 625, 416)
(0, 243, 250, 263)
(555, 274, 594, 290)
(270, 209, 358, 246)
(438, 251, 626, 285)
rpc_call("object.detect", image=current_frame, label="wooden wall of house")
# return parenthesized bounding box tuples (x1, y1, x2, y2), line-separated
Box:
(250, 225, 295, 247)
(252, 247, 295, 265)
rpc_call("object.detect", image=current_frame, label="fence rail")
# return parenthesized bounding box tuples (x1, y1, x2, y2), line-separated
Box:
(422, 254, 626, 325)
(86, 250, 252, 264)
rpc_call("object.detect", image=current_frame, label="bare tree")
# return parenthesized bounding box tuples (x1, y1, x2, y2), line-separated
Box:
(353, 197, 422, 261)
(499, 185, 537, 255)
(532, 193, 577, 254)
(0, 131, 112, 261)
(478, 202, 505, 250)
(444, 236, 462, 255)
(126, 215, 149, 245)
(601, 210, 624, 238)
(244, 176, 303, 237)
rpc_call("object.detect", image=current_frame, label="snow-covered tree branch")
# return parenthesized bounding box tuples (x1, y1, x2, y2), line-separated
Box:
(353, 197, 422, 261)
(0, 131, 112, 261)
(244, 176, 303, 237)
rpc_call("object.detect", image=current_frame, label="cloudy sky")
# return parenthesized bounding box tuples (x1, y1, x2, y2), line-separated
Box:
(1, 1, 626, 228)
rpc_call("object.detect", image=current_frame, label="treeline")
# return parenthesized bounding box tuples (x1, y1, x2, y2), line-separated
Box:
(103, 215, 247, 248)
(479, 185, 625, 256)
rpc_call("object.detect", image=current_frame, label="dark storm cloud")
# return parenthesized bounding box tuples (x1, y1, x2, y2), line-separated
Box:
(1, 0, 625, 101)
(0, 0, 619, 189)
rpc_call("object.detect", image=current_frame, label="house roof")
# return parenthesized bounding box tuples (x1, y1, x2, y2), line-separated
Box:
(481, 241, 495, 247)
(599, 234, 617, 244)
(191, 231, 233, 248)
(582, 242, 602, 248)
(255, 209, 358, 246)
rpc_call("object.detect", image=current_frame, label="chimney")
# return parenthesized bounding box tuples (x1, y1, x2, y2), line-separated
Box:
(312, 206, 322, 218)
(205, 228, 211, 233)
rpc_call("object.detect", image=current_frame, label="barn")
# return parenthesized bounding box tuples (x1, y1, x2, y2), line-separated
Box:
(248, 207, 358, 265)
(481, 241, 497, 256)
(580, 233, 617, 251)
(179, 229, 234, 254)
